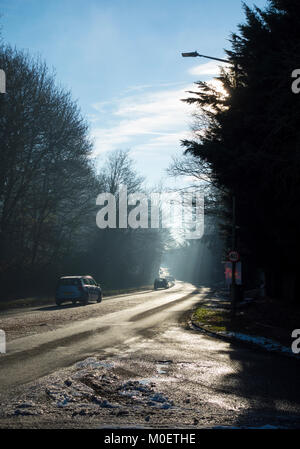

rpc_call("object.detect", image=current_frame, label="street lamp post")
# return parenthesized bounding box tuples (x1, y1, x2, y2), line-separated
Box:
(181, 50, 238, 317)
(181, 51, 230, 64)
(231, 195, 237, 317)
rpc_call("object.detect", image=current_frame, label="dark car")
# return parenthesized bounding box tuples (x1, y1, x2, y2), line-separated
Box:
(154, 277, 169, 290)
(55, 275, 102, 306)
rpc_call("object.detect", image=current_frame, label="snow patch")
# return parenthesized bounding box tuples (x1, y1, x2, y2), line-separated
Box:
(76, 357, 114, 370)
(227, 332, 295, 355)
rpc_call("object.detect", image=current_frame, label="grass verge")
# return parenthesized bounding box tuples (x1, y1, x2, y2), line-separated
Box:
(192, 296, 300, 348)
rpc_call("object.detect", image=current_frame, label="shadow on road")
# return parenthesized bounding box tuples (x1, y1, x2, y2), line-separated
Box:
(185, 284, 300, 427)
(36, 302, 85, 312)
(216, 343, 300, 428)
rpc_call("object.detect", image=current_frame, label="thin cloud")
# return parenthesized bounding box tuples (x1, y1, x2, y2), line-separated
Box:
(124, 81, 187, 93)
(188, 60, 227, 76)
(90, 84, 195, 155)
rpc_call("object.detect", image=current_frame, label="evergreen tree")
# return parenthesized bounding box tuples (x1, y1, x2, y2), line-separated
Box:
(182, 0, 300, 301)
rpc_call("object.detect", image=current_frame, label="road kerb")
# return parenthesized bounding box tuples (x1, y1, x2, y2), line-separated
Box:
(189, 318, 299, 360)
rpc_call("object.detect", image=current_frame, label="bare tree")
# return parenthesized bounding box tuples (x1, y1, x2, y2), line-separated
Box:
(0, 45, 97, 297)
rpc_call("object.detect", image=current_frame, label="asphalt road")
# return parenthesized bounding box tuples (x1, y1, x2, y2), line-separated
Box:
(0, 282, 299, 428)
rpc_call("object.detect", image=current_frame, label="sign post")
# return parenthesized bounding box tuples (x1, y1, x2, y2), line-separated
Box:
(225, 259, 242, 317)
(228, 248, 240, 318)
(228, 251, 240, 318)
(230, 195, 238, 318)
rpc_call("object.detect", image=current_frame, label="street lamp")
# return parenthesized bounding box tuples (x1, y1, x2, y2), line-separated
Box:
(181, 51, 230, 64)
(182, 50, 238, 317)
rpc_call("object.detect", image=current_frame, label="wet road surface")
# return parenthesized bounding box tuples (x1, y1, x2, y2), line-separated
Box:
(0, 282, 299, 428)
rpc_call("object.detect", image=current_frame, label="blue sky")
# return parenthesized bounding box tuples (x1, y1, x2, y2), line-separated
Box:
(0, 0, 268, 186)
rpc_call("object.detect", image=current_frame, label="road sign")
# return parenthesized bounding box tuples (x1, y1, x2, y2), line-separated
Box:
(228, 250, 240, 262)
(225, 262, 242, 285)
